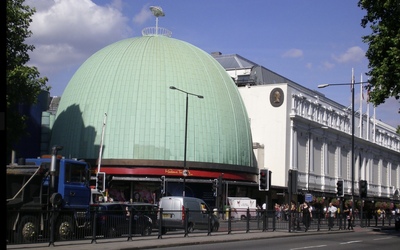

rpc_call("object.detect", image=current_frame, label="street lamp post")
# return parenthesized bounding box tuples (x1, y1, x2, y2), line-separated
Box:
(169, 86, 203, 197)
(318, 81, 367, 216)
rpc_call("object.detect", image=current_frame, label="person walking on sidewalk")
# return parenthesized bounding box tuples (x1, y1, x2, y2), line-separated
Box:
(326, 202, 337, 230)
(290, 200, 297, 231)
(343, 204, 354, 230)
(302, 202, 312, 232)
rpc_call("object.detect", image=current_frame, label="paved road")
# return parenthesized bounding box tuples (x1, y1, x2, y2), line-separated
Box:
(7, 226, 382, 250)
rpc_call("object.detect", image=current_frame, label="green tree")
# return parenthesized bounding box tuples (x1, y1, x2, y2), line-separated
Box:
(6, 0, 49, 158)
(358, 0, 400, 107)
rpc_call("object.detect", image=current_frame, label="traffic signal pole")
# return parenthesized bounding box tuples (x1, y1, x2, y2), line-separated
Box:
(259, 169, 270, 191)
(336, 180, 344, 197)
(336, 179, 344, 230)
(259, 169, 271, 231)
(96, 172, 106, 192)
(288, 169, 297, 233)
(160, 176, 166, 197)
(359, 180, 367, 227)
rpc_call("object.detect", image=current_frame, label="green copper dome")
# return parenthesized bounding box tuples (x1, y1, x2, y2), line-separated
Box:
(50, 35, 254, 168)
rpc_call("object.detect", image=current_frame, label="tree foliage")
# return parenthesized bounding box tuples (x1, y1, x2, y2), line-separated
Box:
(358, 0, 400, 106)
(6, 0, 49, 154)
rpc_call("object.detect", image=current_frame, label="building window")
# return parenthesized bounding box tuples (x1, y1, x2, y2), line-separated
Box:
(236, 75, 254, 86)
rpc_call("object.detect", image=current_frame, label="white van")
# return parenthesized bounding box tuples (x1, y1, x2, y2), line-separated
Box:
(227, 197, 258, 220)
(158, 196, 219, 234)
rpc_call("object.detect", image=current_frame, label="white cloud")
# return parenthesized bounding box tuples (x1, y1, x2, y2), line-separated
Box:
(322, 61, 335, 69)
(110, 0, 124, 11)
(26, 0, 132, 74)
(133, 4, 153, 25)
(282, 48, 303, 58)
(333, 46, 365, 63)
(306, 63, 312, 69)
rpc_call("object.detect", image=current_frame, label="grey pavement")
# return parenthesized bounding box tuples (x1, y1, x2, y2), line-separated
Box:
(6, 226, 378, 250)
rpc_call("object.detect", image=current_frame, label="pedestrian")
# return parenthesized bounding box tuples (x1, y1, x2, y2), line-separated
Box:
(378, 208, 381, 220)
(302, 202, 312, 232)
(290, 200, 297, 231)
(256, 204, 262, 218)
(326, 202, 337, 230)
(283, 203, 289, 221)
(381, 209, 386, 220)
(343, 204, 353, 230)
(261, 202, 267, 218)
(262, 202, 266, 210)
(275, 203, 281, 221)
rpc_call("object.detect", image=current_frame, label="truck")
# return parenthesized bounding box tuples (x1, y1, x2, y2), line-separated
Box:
(227, 197, 258, 220)
(6, 146, 95, 243)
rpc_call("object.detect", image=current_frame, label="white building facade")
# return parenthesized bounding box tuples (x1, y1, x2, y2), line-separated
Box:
(240, 84, 399, 200)
(213, 52, 400, 203)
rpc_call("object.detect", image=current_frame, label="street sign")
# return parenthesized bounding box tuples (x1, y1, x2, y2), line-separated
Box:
(305, 193, 312, 202)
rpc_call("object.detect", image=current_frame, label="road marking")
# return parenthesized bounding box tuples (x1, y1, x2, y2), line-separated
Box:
(373, 237, 393, 241)
(290, 245, 327, 250)
(340, 240, 362, 244)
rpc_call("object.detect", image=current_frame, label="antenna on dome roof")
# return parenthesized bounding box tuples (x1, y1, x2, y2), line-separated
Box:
(150, 6, 164, 35)
(143, 6, 171, 37)
(150, 6, 165, 17)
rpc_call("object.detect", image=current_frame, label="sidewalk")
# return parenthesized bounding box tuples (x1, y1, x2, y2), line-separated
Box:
(7, 227, 368, 250)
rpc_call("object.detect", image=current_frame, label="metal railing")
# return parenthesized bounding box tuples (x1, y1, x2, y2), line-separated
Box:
(7, 207, 398, 245)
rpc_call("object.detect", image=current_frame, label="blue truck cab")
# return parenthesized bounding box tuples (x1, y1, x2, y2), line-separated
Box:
(7, 146, 94, 243)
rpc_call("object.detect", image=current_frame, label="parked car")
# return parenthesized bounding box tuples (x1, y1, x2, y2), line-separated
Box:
(158, 196, 219, 234)
(91, 203, 153, 238)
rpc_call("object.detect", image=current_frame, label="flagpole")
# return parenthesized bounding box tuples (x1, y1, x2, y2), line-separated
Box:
(373, 106, 376, 142)
(366, 88, 370, 140)
(97, 113, 107, 173)
(351, 68, 355, 216)
(359, 74, 363, 138)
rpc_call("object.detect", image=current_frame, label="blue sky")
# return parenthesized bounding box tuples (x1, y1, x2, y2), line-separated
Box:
(25, 0, 398, 128)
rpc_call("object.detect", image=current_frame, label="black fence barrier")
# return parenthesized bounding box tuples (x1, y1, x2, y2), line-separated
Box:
(6, 207, 398, 246)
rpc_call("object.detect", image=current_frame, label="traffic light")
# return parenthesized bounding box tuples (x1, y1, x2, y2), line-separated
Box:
(160, 176, 166, 195)
(212, 179, 218, 197)
(336, 180, 344, 197)
(259, 169, 270, 191)
(288, 169, 298, 194)
(218, 175, 223, 195)
(96, 172, 106, 192)
(360, 180, 368, 198)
